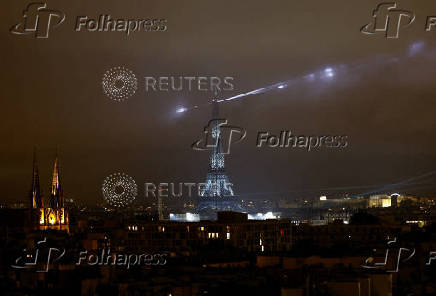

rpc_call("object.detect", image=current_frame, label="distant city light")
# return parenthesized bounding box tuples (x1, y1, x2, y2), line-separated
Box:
(169, 212, 200, 222)
(186, 212, 197, 222)
(320, 196, 327, 201)
(382, 199, 391, 208)
(248, 212, 277, 220)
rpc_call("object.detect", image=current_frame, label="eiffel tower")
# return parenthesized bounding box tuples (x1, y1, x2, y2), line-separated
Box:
(197, 97, 243, 217)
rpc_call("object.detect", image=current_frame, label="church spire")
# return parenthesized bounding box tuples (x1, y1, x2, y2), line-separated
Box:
(50, 149, 62, 208)
(51, 156, 60, 195)
(30, 148, 42, 209)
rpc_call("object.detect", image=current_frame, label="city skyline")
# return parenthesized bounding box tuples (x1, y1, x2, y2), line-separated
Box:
(3, 1, 436, 206)
(2, 1, 436, 294)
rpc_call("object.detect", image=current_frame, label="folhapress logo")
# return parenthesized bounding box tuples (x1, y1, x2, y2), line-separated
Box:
(192, 119, 246, 155)
(10, 2, 65, 38)
(361, 2, 415, 39)
(10, 3, 167, 39)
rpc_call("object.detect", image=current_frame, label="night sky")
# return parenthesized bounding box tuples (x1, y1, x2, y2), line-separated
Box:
(2, 0, 436, 205)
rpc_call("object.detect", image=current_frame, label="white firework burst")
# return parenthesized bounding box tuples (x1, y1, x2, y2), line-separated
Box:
(102, 66, 138, 102)
(102, 172, 137, 208)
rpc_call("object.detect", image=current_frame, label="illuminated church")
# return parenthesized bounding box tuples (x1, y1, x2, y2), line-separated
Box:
(29, 151, 69, 231)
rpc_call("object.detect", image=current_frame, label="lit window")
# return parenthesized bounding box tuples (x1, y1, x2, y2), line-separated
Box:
(49, 213, 56, 225)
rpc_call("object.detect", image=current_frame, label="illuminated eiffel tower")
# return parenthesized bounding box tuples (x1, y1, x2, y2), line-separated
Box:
(197, 98, 243, 216)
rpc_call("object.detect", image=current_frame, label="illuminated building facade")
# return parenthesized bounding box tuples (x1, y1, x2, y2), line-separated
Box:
(29, 151, 69, 231)
(368, 195, 392, 208)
